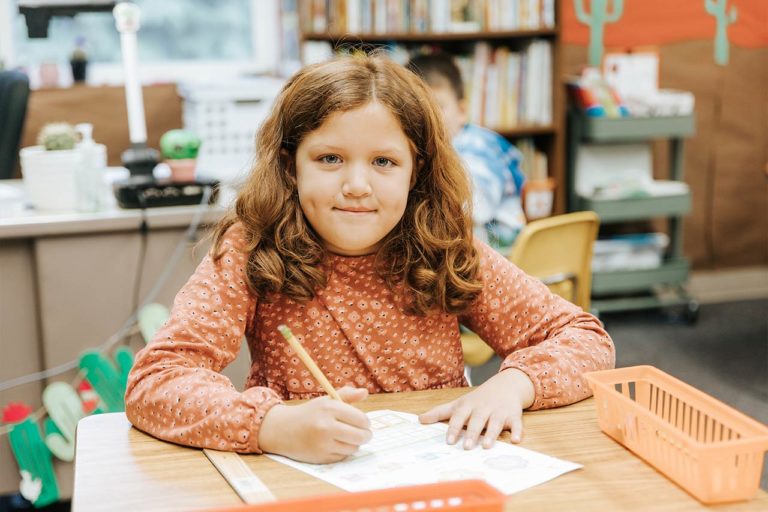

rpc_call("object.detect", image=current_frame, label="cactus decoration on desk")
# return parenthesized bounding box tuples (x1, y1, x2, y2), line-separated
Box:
(36, 122, 78, 151)
(574, 0, 625, 66)
(705, 0, 737, 65)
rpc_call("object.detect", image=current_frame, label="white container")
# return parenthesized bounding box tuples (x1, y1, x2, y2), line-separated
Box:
(20, 144, 107, 211)
(20, 146, 80, 211)
(75, 123, 109, 211)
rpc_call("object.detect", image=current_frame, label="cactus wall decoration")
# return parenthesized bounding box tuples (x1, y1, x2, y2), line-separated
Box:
(42, 382, 86, 461)
(0, 348, 135, 507)
(574, 0, 625, 66)
(2, 403, 60, 507)
(705, 0, 738, 65)
(79, 347, 134, 413)
(138, 302, 170, 344)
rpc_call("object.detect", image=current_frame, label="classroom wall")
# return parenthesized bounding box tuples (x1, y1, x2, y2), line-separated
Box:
(562, 0, 768, 270)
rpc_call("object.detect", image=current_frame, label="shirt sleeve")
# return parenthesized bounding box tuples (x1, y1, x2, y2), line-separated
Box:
(463, 154, 503, 226)
(124, 224, 282, 453)
(458, 241, 615, 410)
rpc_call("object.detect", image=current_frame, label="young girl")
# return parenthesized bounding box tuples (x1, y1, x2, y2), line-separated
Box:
(125, 54, 614, 464)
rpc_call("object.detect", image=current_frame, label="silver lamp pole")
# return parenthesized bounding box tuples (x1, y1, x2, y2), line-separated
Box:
(113, 1, 158, 176)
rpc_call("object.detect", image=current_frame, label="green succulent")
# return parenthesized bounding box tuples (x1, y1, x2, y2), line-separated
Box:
(160, 129, 201, 160)
(37, 122, 78, 151)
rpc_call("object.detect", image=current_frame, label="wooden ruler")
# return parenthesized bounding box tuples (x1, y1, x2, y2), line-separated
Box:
(203, 449, 276, 504)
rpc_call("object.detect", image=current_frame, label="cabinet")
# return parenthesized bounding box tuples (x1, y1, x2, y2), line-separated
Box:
(566, 111, 698, 319)
(0, 196, 252, 496)
(296, 0, 567, 213)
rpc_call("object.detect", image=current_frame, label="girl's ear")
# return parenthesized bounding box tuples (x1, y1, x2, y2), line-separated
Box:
(280, 148, 296, 185)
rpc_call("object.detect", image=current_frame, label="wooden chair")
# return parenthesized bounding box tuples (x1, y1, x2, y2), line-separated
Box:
(462, 211, 600, 374)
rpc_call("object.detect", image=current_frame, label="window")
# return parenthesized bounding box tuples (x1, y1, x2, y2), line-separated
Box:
(7, 0, 295, 86)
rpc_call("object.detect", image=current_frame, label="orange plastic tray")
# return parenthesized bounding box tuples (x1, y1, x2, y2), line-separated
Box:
(207, 479, 504, 512)
(585, 365, 768, 504)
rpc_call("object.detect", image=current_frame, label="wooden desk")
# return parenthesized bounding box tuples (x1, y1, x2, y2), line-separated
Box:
(73, 388, 767, 512)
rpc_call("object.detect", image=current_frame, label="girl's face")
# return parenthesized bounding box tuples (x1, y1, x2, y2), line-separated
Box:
(295, 102, 414, 256)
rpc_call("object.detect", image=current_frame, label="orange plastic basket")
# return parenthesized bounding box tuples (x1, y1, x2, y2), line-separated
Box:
(585, 365, 768, 504)
(207, 480, 504, 512)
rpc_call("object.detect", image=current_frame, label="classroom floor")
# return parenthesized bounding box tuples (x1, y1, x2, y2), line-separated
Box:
(471, 298, 768, 490)
(603, 298, 768, 491)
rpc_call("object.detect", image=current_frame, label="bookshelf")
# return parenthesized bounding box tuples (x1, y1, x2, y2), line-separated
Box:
(295, 0, 566, 214)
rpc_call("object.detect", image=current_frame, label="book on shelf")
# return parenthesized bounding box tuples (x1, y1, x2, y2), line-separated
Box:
(300, 0, 556, 35)
(459, 40, 553, 128)
(517, 138, 548, 181)
(301, 38, 553, 131)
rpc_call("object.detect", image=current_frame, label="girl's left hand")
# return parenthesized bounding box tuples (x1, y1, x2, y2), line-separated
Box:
(418, 368, 535, 449)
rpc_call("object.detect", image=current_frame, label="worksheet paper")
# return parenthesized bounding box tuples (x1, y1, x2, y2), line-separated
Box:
(266, 410, 581, 494)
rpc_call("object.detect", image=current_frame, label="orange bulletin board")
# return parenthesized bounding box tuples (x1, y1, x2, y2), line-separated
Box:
(563, 0, 768, 48)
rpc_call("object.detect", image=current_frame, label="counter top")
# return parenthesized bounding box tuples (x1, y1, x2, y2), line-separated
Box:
(0, 180, 227, 239)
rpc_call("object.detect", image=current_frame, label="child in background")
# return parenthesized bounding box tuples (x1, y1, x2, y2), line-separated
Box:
(125, 54, 614, 464)
(406, 53, 527, 251)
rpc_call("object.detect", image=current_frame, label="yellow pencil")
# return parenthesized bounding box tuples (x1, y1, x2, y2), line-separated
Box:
(277, 325, 342, 401)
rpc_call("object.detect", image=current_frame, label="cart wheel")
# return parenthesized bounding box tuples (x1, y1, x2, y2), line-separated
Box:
(683, 300, 700, 325)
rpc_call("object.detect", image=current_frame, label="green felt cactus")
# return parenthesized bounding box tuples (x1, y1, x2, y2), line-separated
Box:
(705, 0, 737, 65)
(115, 346, 135, 390)
(79, 348, 134, 413)
(138, 303, 170, 344)
(2, 406, 60, 507)
(574, 0, 624, 66)
(42, 382, 85, 461)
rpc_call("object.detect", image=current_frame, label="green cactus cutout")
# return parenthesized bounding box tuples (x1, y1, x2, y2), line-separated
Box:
(574, 0, 624, 66)
(79, 348, 134, 413)
(7, 420, 60, 507)
(138, 303, 170, 344)
(705, 0, 737, 65)
(43, 419, 70, 461)
(115, 346, 135, 390)
(42, 382, 85, 461)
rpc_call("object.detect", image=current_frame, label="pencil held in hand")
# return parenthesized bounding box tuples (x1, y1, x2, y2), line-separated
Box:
(277, 325, 342, 401)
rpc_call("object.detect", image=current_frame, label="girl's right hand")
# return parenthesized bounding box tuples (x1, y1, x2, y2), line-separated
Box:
(258, 387, 372, 464)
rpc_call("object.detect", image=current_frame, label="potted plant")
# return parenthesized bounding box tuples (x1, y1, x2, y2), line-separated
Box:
(19, 123, 81, 211)
(160, 129, 201, 182)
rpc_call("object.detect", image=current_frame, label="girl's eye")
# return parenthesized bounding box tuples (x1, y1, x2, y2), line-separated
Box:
(373, 157, 394, 167)
(320, 155, 341, 164)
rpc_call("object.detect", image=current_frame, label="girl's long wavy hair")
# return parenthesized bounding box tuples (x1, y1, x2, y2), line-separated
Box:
(212, 53, 482, 316)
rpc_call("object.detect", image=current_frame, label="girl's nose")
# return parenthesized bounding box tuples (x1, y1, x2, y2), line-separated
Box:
(341, 165, 372, 197)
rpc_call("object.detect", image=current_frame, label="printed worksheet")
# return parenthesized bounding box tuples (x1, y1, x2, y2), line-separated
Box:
(266, 410, 581, 494)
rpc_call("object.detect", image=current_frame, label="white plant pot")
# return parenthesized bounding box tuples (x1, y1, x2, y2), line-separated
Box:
(20, 145, 107, 211)
(20, 146, 81, 211)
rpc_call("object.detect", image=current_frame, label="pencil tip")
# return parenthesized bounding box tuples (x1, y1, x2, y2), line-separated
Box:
(277, 325, 291, 338)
